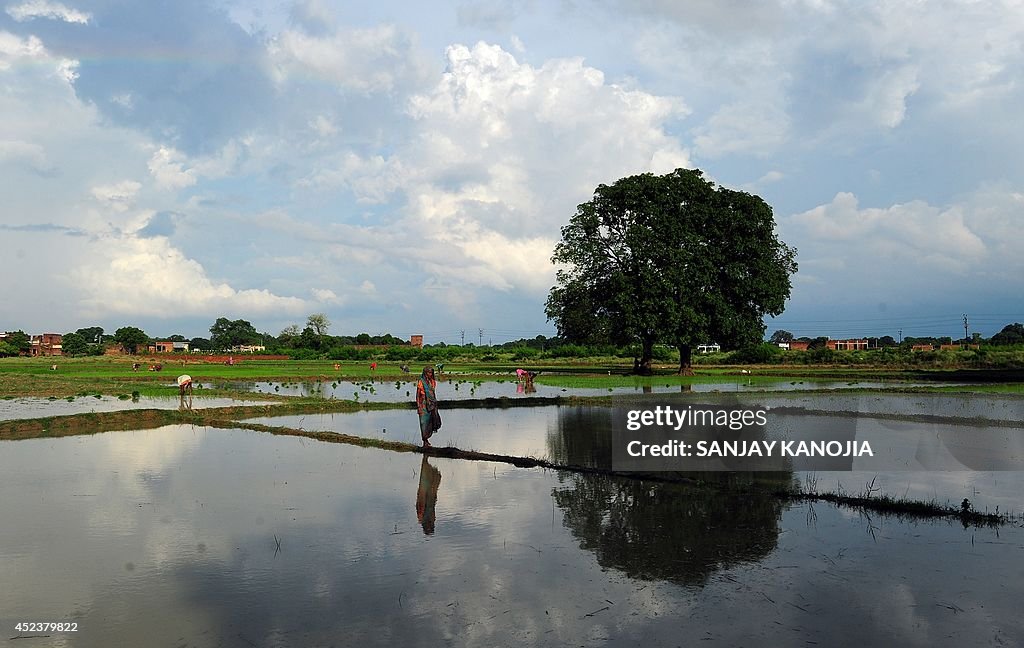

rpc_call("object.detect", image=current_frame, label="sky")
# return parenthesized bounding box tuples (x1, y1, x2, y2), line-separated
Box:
(1, 0, 1023, 344)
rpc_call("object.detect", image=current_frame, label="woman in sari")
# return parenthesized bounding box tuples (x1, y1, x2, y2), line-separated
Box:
(416, 366, 440, 447)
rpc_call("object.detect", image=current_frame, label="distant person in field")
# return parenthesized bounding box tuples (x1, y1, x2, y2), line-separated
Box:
(177, 374, 193, 396)
(416, 366, 441, 447)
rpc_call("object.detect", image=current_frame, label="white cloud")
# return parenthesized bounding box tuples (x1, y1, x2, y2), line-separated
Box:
(786, 189, 1023, 299)
(5, 0, 90, 24)
(311, 287, 345, 305)
(76, 235, 307, 318)
(269, 23, 429, 94)
(147, 142, 242, 191)
(0, 30, 47, 68)
(308, 115, 337, 137)
(147, 146, 196, 190)
(90, 180, 141, 212)
(0, 139, 48, 170)
(692, 100, 789, 158)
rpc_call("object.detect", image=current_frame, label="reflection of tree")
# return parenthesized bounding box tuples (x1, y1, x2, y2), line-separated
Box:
(546, 406, 615, 469)
(548, 404, 790, 585)
(553, 474, 783, 586)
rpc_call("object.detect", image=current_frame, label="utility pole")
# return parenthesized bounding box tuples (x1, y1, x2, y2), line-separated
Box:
(478, 328, 483, 346)
(460, 330, 465, 346)
(963, 314, 969, 348)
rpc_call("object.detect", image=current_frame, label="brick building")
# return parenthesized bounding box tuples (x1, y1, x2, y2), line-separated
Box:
(30, 333, 63, 356)
(825, 339, 868, 351)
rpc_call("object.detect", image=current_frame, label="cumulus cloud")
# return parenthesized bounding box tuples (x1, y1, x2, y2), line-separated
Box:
(269, 22, 429, 94)
(76, 235, 307, 318)
(288, 42, 692, 299)
(0, 30, 46, 67)
(147, 142, 243, 191)
(5, 0, 90, 24)
(91, 180, 141, 211)
(785, 189, 1022, 296)
(0, 139, 49, 171)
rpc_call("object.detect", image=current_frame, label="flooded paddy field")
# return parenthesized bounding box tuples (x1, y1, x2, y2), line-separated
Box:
(202, 376, 971, 402)
(0, 395, 266, 421)
(2, 424, 1022, 646)
(245, 394, 1024, 513)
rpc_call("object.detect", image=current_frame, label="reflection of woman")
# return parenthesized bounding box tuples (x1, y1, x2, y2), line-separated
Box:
(416, 366, 440, 447)
(415, 456, 442, 535)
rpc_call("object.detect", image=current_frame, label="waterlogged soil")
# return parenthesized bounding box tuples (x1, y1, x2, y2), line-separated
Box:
(245, 395, 1024, 513)
(0, 395, 265, 421)
(202, 377, 953, 402)
(0, 425, 1021, 646)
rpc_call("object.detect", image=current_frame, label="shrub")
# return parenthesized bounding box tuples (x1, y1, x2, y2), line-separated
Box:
(731, 343, 783, 364)
(512, 347, 541, 361)
(385, 346, 419, 361)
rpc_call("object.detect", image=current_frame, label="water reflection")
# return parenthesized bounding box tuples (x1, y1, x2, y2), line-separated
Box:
(416, 456, 442, 535)
(553, 474, 783, 585)
(2, 425, 1023, 645)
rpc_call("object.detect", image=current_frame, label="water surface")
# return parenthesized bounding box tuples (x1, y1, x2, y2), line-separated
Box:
(1, 425, 1022, 646)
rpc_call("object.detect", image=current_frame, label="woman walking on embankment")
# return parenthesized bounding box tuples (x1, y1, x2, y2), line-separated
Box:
(416, 366, 441, 447)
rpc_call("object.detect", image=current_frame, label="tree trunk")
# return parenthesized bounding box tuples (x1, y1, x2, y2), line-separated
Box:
(677, 344, 694, 376)
(635, 338, 655, 375)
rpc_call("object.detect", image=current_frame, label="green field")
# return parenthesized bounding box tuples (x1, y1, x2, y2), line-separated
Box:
(2, 356, 1023, 398)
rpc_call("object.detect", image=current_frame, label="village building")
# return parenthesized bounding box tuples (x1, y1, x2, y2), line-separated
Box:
(30, 333, 63, 356)
(825, 339, 868, 351)
(232, 345, 265, 353)
(775, 341, 812, 350)
(410, 334, 424, 349)
(148, 341, 190, 354)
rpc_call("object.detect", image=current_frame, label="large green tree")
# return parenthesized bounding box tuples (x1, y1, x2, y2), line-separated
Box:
(114, 326, 149, 354)
(547, 169, 797, 374)
(4, 330, 31, 354)
(991, 323, 1024, 346)
(75, 326, 104, 343)
(209, 317, 260, 349)
(61, 332, 89, 356)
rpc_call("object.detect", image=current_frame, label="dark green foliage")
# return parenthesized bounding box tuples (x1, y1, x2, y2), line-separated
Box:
(189, 337, 212, 351)
(547, 168, 797, 374)
(60, 332, 88, 356)
(113, 326, 148, 354)
(384, 346, 420, 361)
(769, 330, 794, 344)
(3, 330, 31, 354)
(209, 318, 260, 349)
(731, 343, 783, 364)
(991, 323, 1024, 345)
(75, 327, 104, 343)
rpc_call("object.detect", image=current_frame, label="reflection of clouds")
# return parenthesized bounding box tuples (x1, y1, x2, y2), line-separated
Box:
(867, 583, 931, 642)
(3, 423, 1024, 645)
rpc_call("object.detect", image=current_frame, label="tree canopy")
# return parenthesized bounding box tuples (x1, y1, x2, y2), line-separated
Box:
(209, 317, 260, 349)
(769, 330, 794, 344)
(114, 326, 148, 354)
(991, 323, 1024, 346)
(546, 168, 797, 374)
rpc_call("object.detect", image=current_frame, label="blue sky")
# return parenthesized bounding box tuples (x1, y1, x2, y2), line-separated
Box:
(1, 0, 1023, 343)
